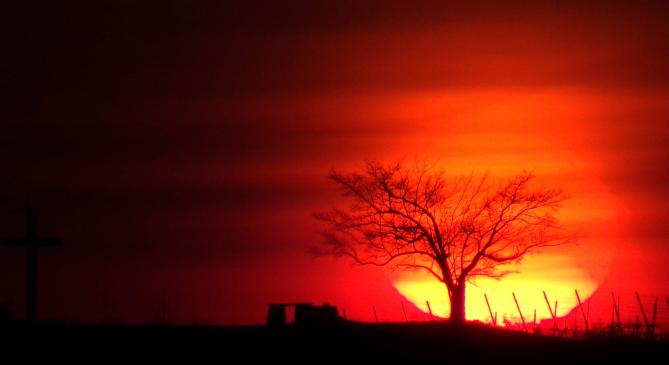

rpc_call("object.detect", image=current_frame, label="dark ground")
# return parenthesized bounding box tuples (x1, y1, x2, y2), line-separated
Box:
(1, 321, 667, 363)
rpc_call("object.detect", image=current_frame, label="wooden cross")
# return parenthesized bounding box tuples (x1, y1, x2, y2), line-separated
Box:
(0, 205, 62, 321)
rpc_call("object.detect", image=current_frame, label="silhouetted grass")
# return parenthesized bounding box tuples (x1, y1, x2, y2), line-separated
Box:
(1, 320, 667, 363)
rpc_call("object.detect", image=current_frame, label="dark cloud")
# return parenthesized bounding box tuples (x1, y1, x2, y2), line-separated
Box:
(7, 1, 669, 107)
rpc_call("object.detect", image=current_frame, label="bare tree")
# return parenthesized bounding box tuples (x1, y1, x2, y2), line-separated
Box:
(315, 160, 573, 324)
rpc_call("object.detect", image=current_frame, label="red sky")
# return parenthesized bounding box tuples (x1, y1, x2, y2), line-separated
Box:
(2, 1, 669, 325)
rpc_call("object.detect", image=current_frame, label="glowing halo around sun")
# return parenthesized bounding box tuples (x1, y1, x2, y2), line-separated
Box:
(393, 253, 598, 325)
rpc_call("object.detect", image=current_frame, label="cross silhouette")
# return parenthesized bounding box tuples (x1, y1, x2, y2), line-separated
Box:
(1, 205, 62, 321)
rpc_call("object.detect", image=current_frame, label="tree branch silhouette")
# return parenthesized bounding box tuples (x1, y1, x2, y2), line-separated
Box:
(315, 160, 575, 323)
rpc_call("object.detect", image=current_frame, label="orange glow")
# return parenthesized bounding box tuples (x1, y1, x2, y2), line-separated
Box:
(380, 88, 622, 325)
(229, 87, 629, 323)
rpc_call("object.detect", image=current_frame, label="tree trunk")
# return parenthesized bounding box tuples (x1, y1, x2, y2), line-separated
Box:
(450, 283, 466, 324)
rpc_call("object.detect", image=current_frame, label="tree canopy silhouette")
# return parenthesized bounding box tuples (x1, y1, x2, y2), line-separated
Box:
(315, 160, 574, 323)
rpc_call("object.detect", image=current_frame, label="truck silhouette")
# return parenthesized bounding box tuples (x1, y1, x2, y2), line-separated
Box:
(267, 303, 340, 326)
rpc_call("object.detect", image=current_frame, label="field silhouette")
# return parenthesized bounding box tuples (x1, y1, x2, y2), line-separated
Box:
(2, 319, 668, 363)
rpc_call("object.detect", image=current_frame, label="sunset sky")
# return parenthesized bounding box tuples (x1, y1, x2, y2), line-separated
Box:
(2, 1, 669, 325)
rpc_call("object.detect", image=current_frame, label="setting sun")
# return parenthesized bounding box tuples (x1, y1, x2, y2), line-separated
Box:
(393, 253, 599, 325)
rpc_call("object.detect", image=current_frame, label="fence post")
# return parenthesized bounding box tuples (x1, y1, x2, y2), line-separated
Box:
(635, 292, 649, 336)
(373, 305, 379, 323)
(575, 289, 589, 332)
(611, 293, 620, 326)
(651, 297, 658, 339)
(555, 301, 558, 317)
(400, 300, 408, 322)
(484, 293, 496, 327)
(610, 293, 621, 335)
(512, 292, 526, 331)
(543, 290, 558, 330)
(426, 300, 434, 321)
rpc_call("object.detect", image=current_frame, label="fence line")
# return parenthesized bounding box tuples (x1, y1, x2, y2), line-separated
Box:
(343, 290, 669, 340)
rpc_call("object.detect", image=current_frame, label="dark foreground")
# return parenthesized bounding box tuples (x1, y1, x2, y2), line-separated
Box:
(2, 321, 667, 363)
